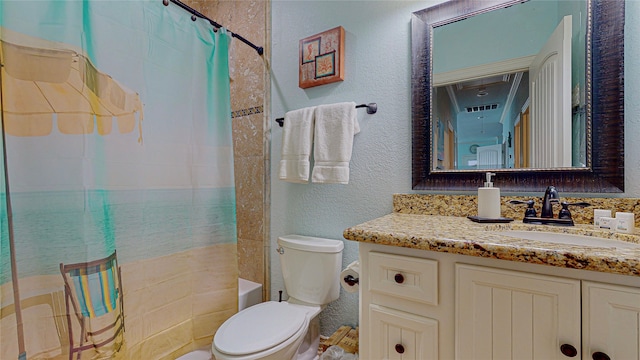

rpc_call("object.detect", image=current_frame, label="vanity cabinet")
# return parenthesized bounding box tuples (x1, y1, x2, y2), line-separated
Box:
(359, 243, 640, 360)
(369, 304, 438, 359)
(583, 282, 640, 359)
(456, 264, 581, 359)
(360, 251, 440, 359)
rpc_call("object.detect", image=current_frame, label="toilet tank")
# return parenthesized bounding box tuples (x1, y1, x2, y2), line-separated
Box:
(277, 234, 344, 305)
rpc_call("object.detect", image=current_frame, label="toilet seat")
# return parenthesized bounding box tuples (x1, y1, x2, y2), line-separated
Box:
(213, 301, 307, 356)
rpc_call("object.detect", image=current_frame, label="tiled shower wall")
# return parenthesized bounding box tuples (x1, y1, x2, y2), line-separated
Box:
(187, 0, 270, 299)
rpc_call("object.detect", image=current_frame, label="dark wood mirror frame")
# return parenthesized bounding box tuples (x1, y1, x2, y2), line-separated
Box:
(411, 0, 624, 193)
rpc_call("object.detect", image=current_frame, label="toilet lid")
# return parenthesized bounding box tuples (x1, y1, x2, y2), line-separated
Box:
(214, 301, 307, 356)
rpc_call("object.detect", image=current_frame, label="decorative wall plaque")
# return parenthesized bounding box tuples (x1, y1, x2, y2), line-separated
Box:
(299, 26, 345, 89)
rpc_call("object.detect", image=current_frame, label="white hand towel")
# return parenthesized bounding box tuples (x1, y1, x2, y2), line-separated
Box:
(279, 106, 316, 183)
(311, 102, 360, 184)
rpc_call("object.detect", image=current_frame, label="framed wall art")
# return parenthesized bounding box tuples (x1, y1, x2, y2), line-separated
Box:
(299, 26, 345, 89)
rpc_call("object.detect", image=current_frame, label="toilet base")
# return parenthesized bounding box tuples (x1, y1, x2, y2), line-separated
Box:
(294, 316, 320, 360)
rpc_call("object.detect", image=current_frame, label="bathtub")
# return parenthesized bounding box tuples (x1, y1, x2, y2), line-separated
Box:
(238, 278, 263, 311)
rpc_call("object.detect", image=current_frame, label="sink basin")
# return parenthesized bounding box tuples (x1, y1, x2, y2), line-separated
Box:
(493, 230, 640, 249)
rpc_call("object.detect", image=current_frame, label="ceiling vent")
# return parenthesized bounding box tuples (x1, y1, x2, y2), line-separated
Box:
(465, 103, 499, 113)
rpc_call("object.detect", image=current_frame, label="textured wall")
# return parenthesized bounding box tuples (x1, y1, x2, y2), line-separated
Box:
(270, 0, 434, 335)
(271, 0, 640, 336)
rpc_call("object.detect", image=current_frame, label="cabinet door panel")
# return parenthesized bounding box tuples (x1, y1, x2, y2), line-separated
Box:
(583, 281, 640, 360)
(472, 283, 493, 357)
(369, 304, 438, 360)
(456, 264, 581, 360)
(511, 291, 534, 359)
(532, 294, 555, 359)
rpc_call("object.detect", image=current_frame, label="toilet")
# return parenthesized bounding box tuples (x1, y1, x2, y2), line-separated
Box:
(212, 234, 344, 360)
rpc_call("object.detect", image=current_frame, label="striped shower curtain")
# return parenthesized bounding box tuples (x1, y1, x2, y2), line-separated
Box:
(1, 1, 237, 359)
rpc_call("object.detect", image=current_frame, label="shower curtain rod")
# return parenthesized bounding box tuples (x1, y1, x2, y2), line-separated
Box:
(163, 0, 264, 56)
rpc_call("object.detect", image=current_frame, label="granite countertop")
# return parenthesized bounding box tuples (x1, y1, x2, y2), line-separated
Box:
(343, 213, 640, 277)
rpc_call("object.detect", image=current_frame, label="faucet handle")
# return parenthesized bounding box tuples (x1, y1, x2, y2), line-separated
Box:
(509, 199, 537, 218)
(558, 202, 591, 220)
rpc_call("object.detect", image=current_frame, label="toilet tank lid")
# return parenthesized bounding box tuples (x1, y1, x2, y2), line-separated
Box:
(278, 234, 344, 253)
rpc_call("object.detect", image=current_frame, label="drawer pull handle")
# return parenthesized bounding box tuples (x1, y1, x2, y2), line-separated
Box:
(394, 273, 405, 284)
(395, 344, 405, 354)
(592, 352, 610, 360)
(560, 344, 577, 357)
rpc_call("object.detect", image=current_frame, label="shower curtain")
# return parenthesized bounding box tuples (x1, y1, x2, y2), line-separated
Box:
(0, 1, 237, 359)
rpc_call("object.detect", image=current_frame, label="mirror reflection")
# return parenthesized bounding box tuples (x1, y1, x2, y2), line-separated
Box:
(431, 0, 587, 171)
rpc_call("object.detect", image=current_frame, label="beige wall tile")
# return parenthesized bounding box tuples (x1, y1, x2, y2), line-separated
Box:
(237, 237, 264, 283)
(235, 156, 265, 241)
(233, 113, 264, 157)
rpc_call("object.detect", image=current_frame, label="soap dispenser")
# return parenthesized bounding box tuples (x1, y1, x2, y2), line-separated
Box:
(478, 172, 501, 219)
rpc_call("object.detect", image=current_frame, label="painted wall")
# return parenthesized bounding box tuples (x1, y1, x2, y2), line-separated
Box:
(270, 0, 640, 335)
(433, 0, 559, 74)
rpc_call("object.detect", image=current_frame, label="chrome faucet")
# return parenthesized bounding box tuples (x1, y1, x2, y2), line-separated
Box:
(541, 186, 560, 218)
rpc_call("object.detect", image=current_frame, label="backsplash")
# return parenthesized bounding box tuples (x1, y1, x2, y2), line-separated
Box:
(394, 194, 640, 227)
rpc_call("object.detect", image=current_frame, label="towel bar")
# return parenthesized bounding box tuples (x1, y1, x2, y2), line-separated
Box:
(275, 103, 377, 127)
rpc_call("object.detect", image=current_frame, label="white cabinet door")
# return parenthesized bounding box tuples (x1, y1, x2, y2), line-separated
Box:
(583, 281, 640, 360)
(369, 304, 439, 360)
(456, 264, 581, 360)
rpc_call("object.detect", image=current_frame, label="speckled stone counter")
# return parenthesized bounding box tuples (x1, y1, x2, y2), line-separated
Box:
(343, 213, 640, 277)
(393, 194, 640, 227)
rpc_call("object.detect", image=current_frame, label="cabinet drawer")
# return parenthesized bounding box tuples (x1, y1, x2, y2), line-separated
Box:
(369, 304, 439, 360)
(369, 252, 438, 305)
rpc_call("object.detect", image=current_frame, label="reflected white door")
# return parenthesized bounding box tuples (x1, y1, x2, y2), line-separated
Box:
(529, 15, 572, 168)
(476, 144, 503, 169)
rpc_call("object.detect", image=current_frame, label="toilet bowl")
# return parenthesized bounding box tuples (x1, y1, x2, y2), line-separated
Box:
(211, 301, 320, 360)
(212, 235, 344, 360)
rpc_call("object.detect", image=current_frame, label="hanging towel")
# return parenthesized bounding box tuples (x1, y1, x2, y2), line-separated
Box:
(279, 106, 316, 183)
(312, 102, 360, 184)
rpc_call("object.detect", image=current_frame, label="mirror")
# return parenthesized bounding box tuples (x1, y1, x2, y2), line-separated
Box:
(431, 1, 586, 170)
(412, 0, 624, 192)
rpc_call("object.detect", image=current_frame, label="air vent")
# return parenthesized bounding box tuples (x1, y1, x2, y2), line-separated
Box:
(466, 104, 499, 113)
